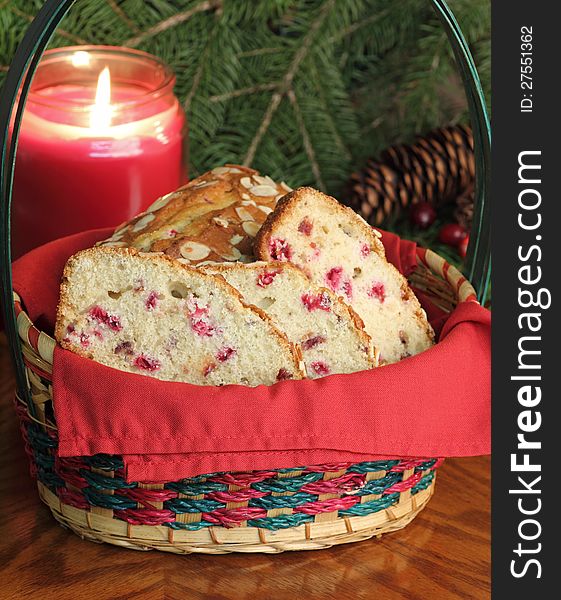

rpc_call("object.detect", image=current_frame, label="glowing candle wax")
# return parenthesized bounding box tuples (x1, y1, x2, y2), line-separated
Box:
(12, 46, 187, 259)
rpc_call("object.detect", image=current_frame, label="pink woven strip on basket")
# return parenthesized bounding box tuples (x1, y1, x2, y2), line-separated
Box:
(302, 462, 355, 473)
(208, 471, 278, 486)
(57, 487, 91, 510)
(202, 507, 267, 526)
(121, 488, 178, 504)
(118, 508, 176, 526)
(294, 496, 360, 515)
(384, 471, 425, 494)
(390, 458, 434, 472)
(301, 473, 366, 495)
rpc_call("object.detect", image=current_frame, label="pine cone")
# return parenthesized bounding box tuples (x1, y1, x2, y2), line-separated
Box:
(347, 124, 475, 226)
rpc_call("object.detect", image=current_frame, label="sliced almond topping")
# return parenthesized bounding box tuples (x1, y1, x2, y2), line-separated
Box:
(217, 247, 242, 261)
(132, 213, 156, 232)
(102, 241, 127, 247)
(253, 175, 277, 187)
(280, 181, 293, 193)
(258, 205, 274, 215)
(239, 254, 253, 263)
(241, 199, 257, 207)
(240, 177, 252, 188)
(242, 221, 261, 237)
(193, 180, 218, 189)
(147, 192, 174, 213)
(177, 257, 191, 265)
(241, 193, 251, 200)
(275, 194, 284, 202)
(249, 185, 278, 197)
(212, 166, 242, 175)
(235, 207, 255, 221)
(196, 260, 223, 267)
(230, 234, 244, 245)
(212, 216, 229, 228)
(180, 240, 211, 261)
(372, 228, 382, 238)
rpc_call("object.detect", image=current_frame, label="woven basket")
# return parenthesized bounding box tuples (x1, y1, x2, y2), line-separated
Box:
(10, 247, 475, 554)
(1, 0, 490, 555)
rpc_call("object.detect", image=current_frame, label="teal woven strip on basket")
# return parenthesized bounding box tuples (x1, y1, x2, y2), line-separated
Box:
(37, 469, 64, 490)
(165, 520, 215, 531)
(27, 425, 57, 450)
(247, 513, 315, 531)
(350, 471, 403, 496)
(165, 497, 225, 514)
(82, 487, 137, 510)
(347, 460, 400, 474)
(80, 469, 136, 490)
(411, 470, 435, 493)
(249, 492, 317, 510)
(252, 472, 324, 493)
(83, 454, 124, 471)
(339, 493, 400, 517)
(165, 481, 229, 495)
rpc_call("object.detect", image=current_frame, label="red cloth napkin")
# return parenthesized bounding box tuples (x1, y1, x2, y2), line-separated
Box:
(12, 228, 491, 482)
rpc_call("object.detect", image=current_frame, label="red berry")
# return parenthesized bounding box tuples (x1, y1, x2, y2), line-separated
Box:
(410, 202, 436, 229)
(269, 238, 292, 261)
(298, 217, 313, 236)
(367, 282, 386, 303)
(438, 223, 468, 247)
(310, 361, 331, 376)
(257, 270, 280, 287)
(302, 335, 326, 350)
(134, 354, 161, 372)
(458, 234, 470, 259)
(276, 368, 293, 381)
(301, 292, 331, 312)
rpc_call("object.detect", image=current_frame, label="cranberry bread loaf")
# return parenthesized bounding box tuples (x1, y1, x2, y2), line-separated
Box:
(201, 262, 377, 378)
(254, 187, 434, 364)
(99, 165, 291, 264)
(55, 248, 305, 386)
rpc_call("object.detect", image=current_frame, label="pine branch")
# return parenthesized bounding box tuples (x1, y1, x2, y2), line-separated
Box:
(8, 4, 89, 44)
(243, 0, 337, 166)
(105, 0, 141, 34)
(124, 0, 221, 48)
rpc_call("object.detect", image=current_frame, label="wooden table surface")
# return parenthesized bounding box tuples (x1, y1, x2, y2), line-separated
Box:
(0, 334, 490, 600)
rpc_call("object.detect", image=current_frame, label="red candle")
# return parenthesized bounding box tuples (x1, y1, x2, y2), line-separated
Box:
(12, 46, 187, 260)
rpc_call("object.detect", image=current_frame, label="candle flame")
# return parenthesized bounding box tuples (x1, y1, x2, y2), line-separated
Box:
(90, 67, 112, 132)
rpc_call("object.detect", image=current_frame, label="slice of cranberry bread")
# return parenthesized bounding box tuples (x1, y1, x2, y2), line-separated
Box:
(55, 247, 305, 386)
(98, 165, 292, 265)
(254, 187, 434, 364)
(200, 262, 377, 378)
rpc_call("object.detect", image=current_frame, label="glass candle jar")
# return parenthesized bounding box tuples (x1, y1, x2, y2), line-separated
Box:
(11, 45, 188, 259)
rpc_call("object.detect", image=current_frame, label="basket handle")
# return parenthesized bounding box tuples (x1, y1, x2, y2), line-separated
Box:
(0, 0, 491, 410)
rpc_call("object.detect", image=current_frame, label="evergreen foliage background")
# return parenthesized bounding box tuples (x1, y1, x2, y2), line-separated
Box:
(0, 0, 490, 197)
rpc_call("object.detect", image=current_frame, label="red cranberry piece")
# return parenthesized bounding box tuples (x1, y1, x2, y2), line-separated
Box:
(360, 243, 370, 258)
(79, 333, 90, 348)
(276, 368, 293, 381)
(216, 347, 236, 362)
(341, 279, 353, 300)
(66, 324, 75, 335)
(114, 341, 134, 355)
(257, 270, 280, 288)
(168, 229, 178, 238)
(298, 217, 313, 236)
(301, 292, 331, 312)
(325, 267, 343, 291)
(368, 282, 386, 303)
(269, 238, 292, 261)
(302, 335, 326, 350)
(191, 319, 217, 337)
(88, 305, 122, 332)
(145, 291, 160, 311)
(310, 361, 330, 376)
(134, 354, 161, 372)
